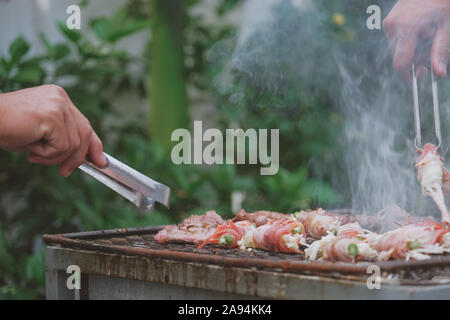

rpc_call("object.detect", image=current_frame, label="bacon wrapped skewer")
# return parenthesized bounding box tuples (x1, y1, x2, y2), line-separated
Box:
(305, 222, 378, 262)
(416, 143, 450, 226)
(199, 220, 252, 248)
(251, 218, 306, 253)
(336, 222, 364, 238)
(294, 208, 339, 239)
(376, 221, 450, 261)
(322, 237, 378, 262)
(232, 209, 287, 226)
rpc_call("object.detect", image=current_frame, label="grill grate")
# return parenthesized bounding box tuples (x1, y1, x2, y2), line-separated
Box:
(43, 225, 450, 283)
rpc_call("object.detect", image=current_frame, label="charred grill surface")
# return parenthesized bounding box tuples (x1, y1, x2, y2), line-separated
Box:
(43, 224, 450, 285)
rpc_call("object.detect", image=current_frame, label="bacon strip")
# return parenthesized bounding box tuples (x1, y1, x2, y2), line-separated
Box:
(306, 222, 378, 262)
(375, 221, 449, 260)
(154, 211, 224, 244)
(252, 218, 306, 253)
(321, 237, 377, 262)
(326, 213, 378, 229)
(336, 222, 364, 238)
(294, 208, 339, 239)
(232, 209, 287, 226)
(199, 220, 252, 248)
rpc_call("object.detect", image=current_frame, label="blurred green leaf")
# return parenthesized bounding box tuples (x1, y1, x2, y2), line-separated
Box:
(216, 0, 243, 16)
(49, 44, 71, 60)
(39, 33, 51, 50)
(92, 18, 148, 43)
(58, 22, 82, 43)
(73, 197, 105, 231)
(300, 180, 340, 206)
(8, 37, 30, 66)
(18, 56, 46, 69)
(80, 0, 90, 8)
(0, 61, 6, 79)
(0, 229, 15, 273)
(11, 67, 44, 84)
(25, 249, 45, 286)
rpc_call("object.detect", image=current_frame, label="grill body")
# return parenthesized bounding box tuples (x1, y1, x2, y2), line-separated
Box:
(43, 226, 450, 300)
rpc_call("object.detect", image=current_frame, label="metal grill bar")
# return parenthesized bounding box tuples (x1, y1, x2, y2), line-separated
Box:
(43, 226, 450, 276)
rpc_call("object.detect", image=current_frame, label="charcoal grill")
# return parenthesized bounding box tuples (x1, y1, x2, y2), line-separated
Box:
(43, 225, 450, 300)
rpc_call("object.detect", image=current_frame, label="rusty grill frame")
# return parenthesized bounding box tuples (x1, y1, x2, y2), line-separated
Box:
(43, 225, 450, 277)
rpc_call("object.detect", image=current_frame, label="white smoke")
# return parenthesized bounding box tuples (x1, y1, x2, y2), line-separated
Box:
(211, 0, 450, 218)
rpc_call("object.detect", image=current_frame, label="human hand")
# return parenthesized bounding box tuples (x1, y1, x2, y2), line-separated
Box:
(0, 85, 106, 177)
(383, 0, 450, 79)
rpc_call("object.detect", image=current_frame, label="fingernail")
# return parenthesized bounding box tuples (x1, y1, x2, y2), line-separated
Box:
(439, 62, 447, 76)
(100, 155, 107, 167)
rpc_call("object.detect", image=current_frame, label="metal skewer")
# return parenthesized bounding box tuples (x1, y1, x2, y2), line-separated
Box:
(411, 62, 442, 151)
(412, 63, 422, 149)
(431, 66, 442, 150)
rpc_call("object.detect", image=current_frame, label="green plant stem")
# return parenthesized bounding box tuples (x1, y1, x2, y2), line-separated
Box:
(149, 0, 188, 152)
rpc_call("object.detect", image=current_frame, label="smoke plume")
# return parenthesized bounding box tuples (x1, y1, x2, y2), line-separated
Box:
(211, 0, 450, 218)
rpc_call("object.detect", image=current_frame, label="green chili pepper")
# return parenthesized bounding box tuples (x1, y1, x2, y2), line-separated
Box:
(292, 226, 302, 234)
(218, 234, 235, 245)
(356, 236, 364, 241)
(318, 249, 323, 258)
(407, 239, 420, 250)
(347, 243, 359, 257)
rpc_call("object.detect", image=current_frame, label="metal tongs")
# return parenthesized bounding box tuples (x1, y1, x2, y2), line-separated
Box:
(412, 62, 442, 151)
(78, 153, 171, 212)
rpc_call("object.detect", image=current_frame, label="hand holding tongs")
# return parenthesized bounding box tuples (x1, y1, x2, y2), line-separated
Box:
(411, 62, 442, 152)
(78, 153, 171, 212)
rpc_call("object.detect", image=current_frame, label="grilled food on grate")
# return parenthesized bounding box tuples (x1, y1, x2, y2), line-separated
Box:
(305, 222, 378, 262)
(154, 208, 449, 262)
(251, 217, 306, 254)
(154, 210, 224, 245)
(416, 143, 450, 226)
(376, 221, 450, 261)
(199, 220, 252, 249)
(294, 208, 339, 239)
(232, 209, 286, 226)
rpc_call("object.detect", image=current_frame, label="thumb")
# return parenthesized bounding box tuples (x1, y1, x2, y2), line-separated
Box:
(431, 20, 450, 77)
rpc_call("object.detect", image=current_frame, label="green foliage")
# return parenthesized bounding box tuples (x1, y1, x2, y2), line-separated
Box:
(91, 8, 149, 43)
(8, 37, 30, 66)
(207, 0, 347, 205)
(0, 3, 153, 299)
(149, 0, 189, 151)
(261, 167, 339, 212)
(0, 37, 45, 90)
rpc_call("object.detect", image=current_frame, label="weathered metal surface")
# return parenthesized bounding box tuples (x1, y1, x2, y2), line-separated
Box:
(86, 275, 253, 300)
(43, 226, 450, 277)
(45, 246, 450, 299)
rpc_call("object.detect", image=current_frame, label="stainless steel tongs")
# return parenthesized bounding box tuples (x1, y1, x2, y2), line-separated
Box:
(78, 153, 171, 212)
(412, 62, 442, 151)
